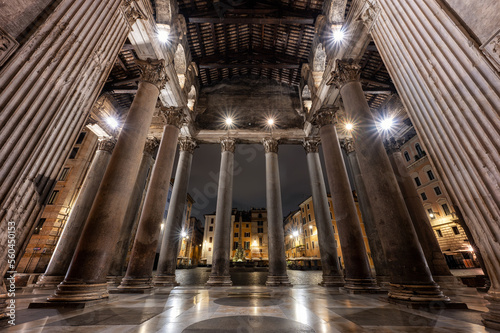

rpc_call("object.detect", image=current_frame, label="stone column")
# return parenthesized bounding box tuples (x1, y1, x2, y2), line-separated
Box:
(206, 138, 236, 286)
(118, 108, 183, 289)
(48, 58, 168, 302)
(36, 137, 116, 287)
(262, 138, 291, 287)
(303, 138, 344, 287)
(384, 138, 458, 286)
(315, 112, 379, 292)
(154, 137, 197, 286)
(106, 137, 158, 284)
(328, 60, 448, 303)
(342, 138, 391, 287)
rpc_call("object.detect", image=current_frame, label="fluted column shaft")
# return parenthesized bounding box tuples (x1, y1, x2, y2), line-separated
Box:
(263, 139, 291, 287)
(328, 60, 448, 303)
(206, 138, 235, 286)
(35, 138, 116, 287)
(385, 139, 454, 281)
(107, 138, 157, 283)
(49, 58, 168, 302)
(119, 108, 183, 289)
(315, 114, 378, 292)
(304, 139, 344, 287)
(154, 138, 197, 286)
(342, 139, 390, 285)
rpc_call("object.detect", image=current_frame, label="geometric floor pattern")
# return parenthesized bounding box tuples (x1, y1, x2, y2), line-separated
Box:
(2, 285, 499, 332)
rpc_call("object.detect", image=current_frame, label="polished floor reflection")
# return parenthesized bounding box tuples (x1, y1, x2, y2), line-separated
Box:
(3, 271, 498, 333)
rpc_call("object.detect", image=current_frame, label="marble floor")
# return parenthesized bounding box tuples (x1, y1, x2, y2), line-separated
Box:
(2, 281, 498, 333)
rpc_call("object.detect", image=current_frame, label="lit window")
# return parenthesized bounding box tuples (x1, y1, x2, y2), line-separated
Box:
(33, 218, 46, 235)
(427, 208, 435, 219)
(442, 204, 451, 216)
(47, 190, 59, 205)
(58, 167, 70, 181)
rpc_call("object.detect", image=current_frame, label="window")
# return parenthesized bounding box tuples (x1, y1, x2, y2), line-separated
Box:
(209, 226, 213, 232)
(257, 221, 263, 226)
(33, 218, 46, 235)
(234, 233, 239, 238)
(442, 204, 451, 216)
(259, 249, 262, 253)
(427, 209, 435, 219)
(304, 230, 308, 236)
(58, 167, 70, 181)
(427, 170, 435, 180)
(452, 226, 460, 235)
(244, 242, 250, 250)
(436, 229, 443, 237)
(209, 237, 212, 243)
(404, 151, 410, 161)
(308, 215, 311, 222)
(330, 212, 333, 220)
(211, 218, 214, 224)
(75, 132, 86, 144)
(258, 228, 263, 233)
(233, 242, 238, 250)
(420, 192, 427, 201)
(414, 177, 421, 186)
(69, 147, 79, 159)
(306, 243, 309, 249)
(415, 143, 424, 156)
(246, 224, 249, 228)
(312, 242, 315, 249)
(307, 204, 310, 210)
(434, 186, 442, 195)
(208, 248, 211, 251)
(259, 237, 263, 246)
(235, 224, 239, 228)
(47, 190, 59, 205)
(258, 213, 262, 218)
(302, 218, 306, 225)
(244, 232, 250, 237)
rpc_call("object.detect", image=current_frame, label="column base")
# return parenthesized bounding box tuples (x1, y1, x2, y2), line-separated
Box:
(117, 277, 153, 290)
(266, 275, 292, 287)
(388, 282, 450, 303)
(376, 275, 391, 290)
(106, 276, 123, 286)
(482, 290, 500, 330)
(34, 275, 65, 288)
(47, 281, 109, 302)
(153, 275, 179, 287)
(206, 275, 232, 287)
(319, 275, 345, 287)
(343, 278, 380, 292)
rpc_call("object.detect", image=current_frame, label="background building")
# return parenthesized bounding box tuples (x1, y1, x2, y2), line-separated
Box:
(284, 195, 373, 270)
(178, 217, 204, 267)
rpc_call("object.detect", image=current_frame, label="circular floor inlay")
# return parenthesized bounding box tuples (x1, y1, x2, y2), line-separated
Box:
(214, 296, 282, 307)
(182, 315, 315, 332)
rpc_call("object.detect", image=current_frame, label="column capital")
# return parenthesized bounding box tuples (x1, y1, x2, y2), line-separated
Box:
(144, 137, 160, 155)
(220, 138, 236, 153)
(97, 137, 117, 153)
(326, 59, 361, 90)
(315, 107, 339, 128)
(262, 138, 279, 153)
(179, 137, 197, 154)
(159, 107, 184, 128)
(384, 137, 404, 153)
(342, 138, 355, 154)
(303, 137, 321, 154)
(136, 58, 168, 90)
(121, 0, 147, 26)
(360, 0, 380, 31)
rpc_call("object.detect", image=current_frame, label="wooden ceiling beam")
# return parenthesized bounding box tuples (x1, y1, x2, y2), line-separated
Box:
(188, 17, 314, 24)
(199, 63, 300, 69)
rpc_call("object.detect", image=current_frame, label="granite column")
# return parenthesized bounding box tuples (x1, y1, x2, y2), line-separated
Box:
(48, 58, 168, 302)
(206, 138, 236, 286)
(328, 60, 448, 303)
(118, 108, 183, 289)
(154, 137, 197, 286)
(36, 137, 116, 288)
(263, 139, 291, 287)
(303, 138, 344, 287)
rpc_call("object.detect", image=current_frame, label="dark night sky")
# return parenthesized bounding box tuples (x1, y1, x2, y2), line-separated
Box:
(175, 143, 340, 224)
